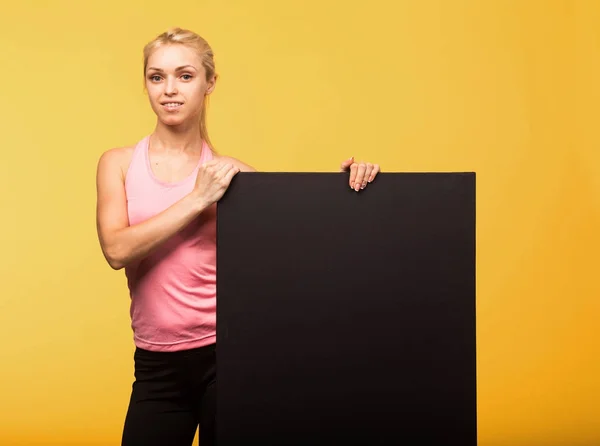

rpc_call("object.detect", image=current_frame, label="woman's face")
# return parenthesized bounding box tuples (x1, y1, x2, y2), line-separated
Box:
(145, 44, 215, 128)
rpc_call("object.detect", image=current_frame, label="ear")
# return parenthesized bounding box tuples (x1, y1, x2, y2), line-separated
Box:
(206, 74, 217, 95)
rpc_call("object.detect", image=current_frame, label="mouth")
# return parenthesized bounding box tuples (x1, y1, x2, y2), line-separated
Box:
(161, 102, 183, 111)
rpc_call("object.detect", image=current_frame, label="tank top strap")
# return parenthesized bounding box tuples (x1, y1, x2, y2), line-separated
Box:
(126, 136, 212, 189)
(125, 136, 151, 190)
(199, 140, 214, 164)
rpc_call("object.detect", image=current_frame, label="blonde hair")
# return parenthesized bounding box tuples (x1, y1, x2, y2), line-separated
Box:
(143, 27, 217, 149)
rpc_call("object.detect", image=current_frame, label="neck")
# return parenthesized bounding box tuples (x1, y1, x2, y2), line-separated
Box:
(151, 120, 204, 154)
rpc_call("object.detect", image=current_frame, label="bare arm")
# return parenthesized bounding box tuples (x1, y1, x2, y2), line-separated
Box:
(96, 148, 238, 270)
(95, 148, 207, 270)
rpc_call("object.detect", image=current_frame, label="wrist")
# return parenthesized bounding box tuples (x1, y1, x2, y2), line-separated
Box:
(187, 189, 209, 214)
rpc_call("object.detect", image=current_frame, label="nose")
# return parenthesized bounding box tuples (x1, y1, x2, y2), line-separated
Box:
(164, 76, 178, 96)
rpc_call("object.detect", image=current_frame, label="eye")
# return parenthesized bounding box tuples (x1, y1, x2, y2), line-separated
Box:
(149, 75, 162, 82)
(181, 74, 193, 81)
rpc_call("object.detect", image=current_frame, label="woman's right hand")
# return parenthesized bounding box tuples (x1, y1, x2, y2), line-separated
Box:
(193, 160, 240, 208)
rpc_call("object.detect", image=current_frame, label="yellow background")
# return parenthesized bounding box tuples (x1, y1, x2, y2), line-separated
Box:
(1, 0, 598, 445)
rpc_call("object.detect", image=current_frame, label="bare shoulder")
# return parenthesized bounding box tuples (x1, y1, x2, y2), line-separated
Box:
(214, 154, 256, 172)
(97, 145, 136, 180)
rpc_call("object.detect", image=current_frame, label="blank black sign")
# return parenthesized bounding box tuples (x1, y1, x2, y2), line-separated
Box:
(216, 172, 476, 445)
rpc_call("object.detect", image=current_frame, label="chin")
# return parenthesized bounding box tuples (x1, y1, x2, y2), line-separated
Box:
(161, 116, 184, 126)
(159, 114, 191, 128)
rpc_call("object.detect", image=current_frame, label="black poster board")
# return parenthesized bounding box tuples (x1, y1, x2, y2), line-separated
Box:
(216, 172, 476, 445)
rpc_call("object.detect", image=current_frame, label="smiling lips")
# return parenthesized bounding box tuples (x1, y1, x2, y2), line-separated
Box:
(162, 102, 183, 111)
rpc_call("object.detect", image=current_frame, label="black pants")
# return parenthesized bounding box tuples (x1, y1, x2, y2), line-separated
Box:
(121, 343, 216, 446)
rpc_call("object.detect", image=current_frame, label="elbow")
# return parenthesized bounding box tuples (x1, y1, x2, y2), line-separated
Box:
(102, 245, 127, 270)
(107, 257, 125, 271)
(98, 230, 130, 270)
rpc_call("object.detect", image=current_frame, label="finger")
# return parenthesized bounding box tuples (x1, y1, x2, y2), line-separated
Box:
(222, 164, 239, 185)
(368, 164, 380, 183)
(353, 162, 366, 191)
(361, 163, 373, 189)
(201, 159, 220, 170)
(349, 163, 358, 188)
(214, 162, 233, 176)
(340, 156, 354, 172)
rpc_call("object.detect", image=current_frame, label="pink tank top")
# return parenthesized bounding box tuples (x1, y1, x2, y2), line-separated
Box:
(124, 135, 217, 352)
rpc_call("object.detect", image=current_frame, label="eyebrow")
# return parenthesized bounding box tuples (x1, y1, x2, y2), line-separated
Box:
(147, 65, 197, 72)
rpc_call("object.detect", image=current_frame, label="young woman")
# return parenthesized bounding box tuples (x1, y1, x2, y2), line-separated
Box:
(96, 27, 381, 446)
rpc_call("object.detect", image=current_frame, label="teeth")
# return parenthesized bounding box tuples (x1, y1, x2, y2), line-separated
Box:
(165, 103, 182, 107)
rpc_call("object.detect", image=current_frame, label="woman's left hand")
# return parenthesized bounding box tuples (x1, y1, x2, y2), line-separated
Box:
(340, 157, 380, 192)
